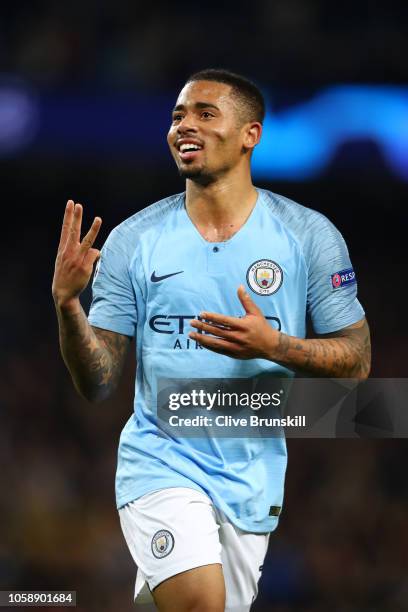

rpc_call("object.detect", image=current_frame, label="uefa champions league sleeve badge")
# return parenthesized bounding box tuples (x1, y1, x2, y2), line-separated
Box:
(246, 259, 283, 296)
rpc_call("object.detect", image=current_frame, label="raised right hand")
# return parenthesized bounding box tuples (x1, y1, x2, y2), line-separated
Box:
(52, 200, 102, 309)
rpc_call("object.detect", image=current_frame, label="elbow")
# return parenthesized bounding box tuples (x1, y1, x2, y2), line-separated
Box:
(74, 382, 113, 404)
(353, 352, 371, 381)
(81, 392, 107, 404)
(355, 368, 370, 382)
(361, 362, 371, 381)
(362, 363, 371, 381)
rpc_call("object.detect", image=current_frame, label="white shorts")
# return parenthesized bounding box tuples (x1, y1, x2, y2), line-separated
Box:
(118, 487, 270, 612)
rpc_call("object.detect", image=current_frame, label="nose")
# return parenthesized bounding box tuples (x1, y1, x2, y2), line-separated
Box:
(177, 114, 198, 133)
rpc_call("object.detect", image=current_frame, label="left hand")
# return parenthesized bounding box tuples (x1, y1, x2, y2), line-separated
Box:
(189, 285, 279, 359)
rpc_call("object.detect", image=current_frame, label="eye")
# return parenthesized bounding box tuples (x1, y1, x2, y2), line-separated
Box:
(172, 114, 183, 123)
(201, 111, 214, 119)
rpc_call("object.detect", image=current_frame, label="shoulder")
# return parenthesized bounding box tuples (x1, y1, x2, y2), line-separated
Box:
(103, 192, 184, 255)
(258, 188, 345, 257)
(258, 188, 335, 235)
(112, 192, 184, 239)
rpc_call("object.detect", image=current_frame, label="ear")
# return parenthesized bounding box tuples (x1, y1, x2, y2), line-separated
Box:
(242, 122, 262, 151)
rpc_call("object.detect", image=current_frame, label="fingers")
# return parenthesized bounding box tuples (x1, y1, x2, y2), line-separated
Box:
(69, 202, 83, 244)
(190, 319, 237, 340)
(189, 331, 240, 357)
(58, 199, 102, 256)
(80, 216, 102, 253)
(58, 200, 75, 250)
(198, 286, 263, 326)
(237, 285, 262, 316)
(83, 247, 101, 268)
(198, 311, 244, 329)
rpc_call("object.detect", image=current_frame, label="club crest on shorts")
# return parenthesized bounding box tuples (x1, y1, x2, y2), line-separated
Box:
(247, 259, 283, 296)
(151, 530, 174, 559)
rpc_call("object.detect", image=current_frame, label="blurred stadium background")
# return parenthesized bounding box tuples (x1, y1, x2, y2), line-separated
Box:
(1, 1, 407, 611)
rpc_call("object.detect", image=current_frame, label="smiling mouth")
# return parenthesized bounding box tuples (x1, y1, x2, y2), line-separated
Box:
(178, 144, 203, 161)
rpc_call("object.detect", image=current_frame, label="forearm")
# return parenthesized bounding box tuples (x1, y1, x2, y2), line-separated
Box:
(55, 298, 116, 402)
(189, 290, 371, 377)
(269, 324, 371, 379)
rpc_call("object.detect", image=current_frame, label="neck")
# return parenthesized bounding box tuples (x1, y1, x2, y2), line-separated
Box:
(185, 166, 257, 240)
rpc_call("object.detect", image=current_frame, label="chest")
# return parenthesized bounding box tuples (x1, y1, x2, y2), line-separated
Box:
(133, 218, 307, 324)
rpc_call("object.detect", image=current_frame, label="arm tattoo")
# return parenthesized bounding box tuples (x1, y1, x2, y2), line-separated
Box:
(318, 318, 371, 379)
(90, 327, 131, 393)
(273, 318, 371, 379)
(57, 304, 131, 401)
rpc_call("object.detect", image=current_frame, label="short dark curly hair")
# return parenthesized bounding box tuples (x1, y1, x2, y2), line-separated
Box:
(185, 68, 265, 125)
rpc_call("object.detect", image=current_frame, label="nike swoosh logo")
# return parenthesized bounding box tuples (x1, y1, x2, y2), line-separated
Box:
(151, 270, 184, 282)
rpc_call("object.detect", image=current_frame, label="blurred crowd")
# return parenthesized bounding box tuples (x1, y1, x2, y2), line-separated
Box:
(0, 1, 407, 89)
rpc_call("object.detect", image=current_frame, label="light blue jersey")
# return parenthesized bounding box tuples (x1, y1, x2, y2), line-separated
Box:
(88, 188, 364, 532)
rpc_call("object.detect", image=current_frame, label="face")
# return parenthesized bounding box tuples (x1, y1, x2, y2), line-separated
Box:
(167, 80, 258, 184)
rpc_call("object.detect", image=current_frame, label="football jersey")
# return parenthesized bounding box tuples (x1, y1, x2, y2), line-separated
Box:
(88, 188, 364, 532)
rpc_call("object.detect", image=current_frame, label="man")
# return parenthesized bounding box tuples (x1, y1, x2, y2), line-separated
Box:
(52, 69, 370, 612)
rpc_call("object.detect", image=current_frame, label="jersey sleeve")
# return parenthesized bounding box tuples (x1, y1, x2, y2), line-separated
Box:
(307, 214, 365, 334)
(88, 227, 137, 337)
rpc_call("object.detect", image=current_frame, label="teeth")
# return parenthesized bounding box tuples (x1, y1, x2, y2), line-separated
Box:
(180, 143, 201, 152)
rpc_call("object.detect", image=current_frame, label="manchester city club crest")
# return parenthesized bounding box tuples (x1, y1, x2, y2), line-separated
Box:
(247, 259, 283, 296)
(151, 530, 174, 559)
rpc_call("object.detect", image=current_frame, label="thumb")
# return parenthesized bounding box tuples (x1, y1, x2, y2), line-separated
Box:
(237, 285, 262, 316)
(83, 248, 100, 268)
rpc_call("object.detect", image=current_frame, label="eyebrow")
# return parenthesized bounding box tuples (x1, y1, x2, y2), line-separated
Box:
(172, 101, 220, 113)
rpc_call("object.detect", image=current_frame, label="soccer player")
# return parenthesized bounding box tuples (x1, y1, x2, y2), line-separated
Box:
(52, 69, 371, 612)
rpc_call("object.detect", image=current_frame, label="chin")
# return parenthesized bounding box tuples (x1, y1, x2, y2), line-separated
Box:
(178, 165, 214, 185)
